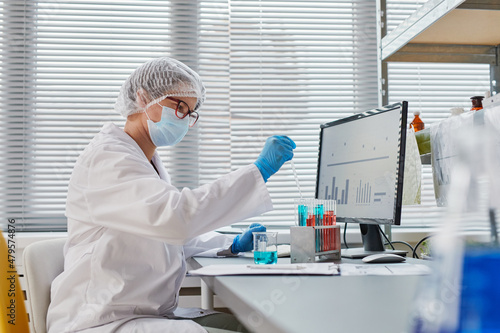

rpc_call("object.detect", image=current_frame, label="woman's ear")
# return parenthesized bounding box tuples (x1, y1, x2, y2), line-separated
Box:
(136, 88, 150, 109)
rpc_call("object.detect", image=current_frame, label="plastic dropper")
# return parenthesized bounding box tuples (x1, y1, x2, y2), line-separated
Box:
(290, 160, 302, 199)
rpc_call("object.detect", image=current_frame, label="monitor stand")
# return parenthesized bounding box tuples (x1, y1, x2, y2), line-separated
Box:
(341, 224, 407, 259)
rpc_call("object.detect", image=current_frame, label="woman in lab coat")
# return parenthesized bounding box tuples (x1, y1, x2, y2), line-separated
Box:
(46, 57, 295, 333)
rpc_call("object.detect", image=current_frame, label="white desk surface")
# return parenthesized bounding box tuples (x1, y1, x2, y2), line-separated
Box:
(188, 256, 428, 333)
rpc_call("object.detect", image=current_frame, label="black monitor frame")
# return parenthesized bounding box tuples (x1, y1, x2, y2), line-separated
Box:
(315, 101, 408, 258)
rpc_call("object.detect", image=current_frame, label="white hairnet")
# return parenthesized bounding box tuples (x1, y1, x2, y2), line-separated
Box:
(115, 57, 206, 117)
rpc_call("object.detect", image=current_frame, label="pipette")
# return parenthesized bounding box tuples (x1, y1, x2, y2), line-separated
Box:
(290, 160, 302, 199)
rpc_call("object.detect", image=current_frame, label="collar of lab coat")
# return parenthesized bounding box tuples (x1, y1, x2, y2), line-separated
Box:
(151, 153, 170, 183)
(102, 122, 170, 183)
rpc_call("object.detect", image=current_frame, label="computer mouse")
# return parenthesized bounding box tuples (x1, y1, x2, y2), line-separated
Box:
(362, 253, 406, 263)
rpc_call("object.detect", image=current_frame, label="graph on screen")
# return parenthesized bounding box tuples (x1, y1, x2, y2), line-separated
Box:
(316, 108, 403, 221)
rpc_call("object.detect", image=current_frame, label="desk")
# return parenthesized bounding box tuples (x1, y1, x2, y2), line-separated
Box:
(188, 256, 427, 333)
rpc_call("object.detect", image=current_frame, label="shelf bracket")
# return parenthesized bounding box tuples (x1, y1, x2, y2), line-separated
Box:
(377, 0, 389, 106)
(492, 45, 500, 94)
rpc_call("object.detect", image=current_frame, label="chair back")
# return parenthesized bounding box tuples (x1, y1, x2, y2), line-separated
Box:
(23, 238, 66, 333)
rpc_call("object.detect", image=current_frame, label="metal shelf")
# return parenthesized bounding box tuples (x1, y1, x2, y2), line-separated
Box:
(377, 0, 497, 158)
(381, 0, 500, 62)
(381, 0, 464, 60)
(378, 0, 500, 102)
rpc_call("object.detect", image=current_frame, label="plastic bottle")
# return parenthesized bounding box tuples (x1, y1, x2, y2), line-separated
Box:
(409, 110, 425, 132)
(470, 96, 484, 111)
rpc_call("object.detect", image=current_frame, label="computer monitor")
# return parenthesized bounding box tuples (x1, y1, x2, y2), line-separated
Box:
(315, 101, 408, 258)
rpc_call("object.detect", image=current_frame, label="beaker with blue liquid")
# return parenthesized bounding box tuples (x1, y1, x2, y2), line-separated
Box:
(253, 232, 278, 265)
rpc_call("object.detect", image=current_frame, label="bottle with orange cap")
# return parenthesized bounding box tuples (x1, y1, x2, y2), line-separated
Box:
(409, 110, 425, 132)
(470, 96, 484, 111)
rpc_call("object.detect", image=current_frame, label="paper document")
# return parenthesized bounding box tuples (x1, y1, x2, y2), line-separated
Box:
(339, 263, 431, 276)
(188, 263, 339, 276)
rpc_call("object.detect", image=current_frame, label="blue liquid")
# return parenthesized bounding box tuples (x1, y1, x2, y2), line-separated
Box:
(254, 251, 278, 265)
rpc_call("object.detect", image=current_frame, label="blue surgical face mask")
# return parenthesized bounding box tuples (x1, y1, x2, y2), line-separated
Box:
(146, 106, 189, 147)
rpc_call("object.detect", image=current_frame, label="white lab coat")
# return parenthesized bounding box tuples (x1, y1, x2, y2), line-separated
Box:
(47, 123, 272, 333)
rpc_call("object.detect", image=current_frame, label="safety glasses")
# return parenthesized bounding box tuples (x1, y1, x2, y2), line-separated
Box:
(165, 97, 199, 127)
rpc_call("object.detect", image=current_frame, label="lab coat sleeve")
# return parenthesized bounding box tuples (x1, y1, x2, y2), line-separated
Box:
(183, 231, 235, 258)
(73, 143, 272, 245)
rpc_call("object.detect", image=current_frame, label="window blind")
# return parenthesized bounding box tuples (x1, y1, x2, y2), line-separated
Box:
(225, 0, 379, 229)
(197, 0, 232, 185)
(1, 0, 492, 233)
(0, 0, 177, 231)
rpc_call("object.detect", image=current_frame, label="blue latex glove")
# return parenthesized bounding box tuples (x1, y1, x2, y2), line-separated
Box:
(231, 223, 267, 254)
(254, 135, 296, 182)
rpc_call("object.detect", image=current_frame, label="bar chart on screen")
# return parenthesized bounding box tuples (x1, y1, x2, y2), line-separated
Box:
(322, 176, 390, 206)
(317, 142, 397, 218)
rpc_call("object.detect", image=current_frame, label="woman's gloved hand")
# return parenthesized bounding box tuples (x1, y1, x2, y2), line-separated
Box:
(231, 223, 267, 254)
(254, 135, 296, 182)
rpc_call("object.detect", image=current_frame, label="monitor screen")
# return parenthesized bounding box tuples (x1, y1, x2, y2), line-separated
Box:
(315, 102, 408, 226)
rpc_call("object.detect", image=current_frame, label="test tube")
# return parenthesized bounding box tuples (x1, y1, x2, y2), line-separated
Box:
(306, 198, 314, 227)
(295, 198, 308, 227)
(315, 200, 324, 253)
(320, 200, 324, 252)
(326, 200, 332, 251)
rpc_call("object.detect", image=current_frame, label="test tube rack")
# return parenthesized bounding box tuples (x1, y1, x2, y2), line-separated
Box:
(292, 198, 340, 263)
(290, 225, 341, 263)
